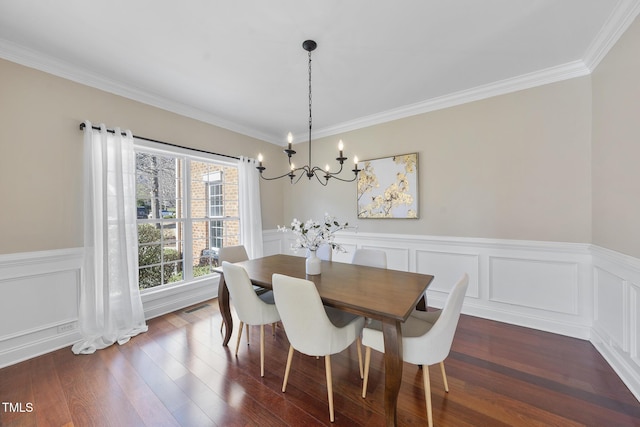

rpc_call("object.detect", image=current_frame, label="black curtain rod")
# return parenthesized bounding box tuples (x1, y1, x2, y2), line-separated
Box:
(79, 122, 241, 161)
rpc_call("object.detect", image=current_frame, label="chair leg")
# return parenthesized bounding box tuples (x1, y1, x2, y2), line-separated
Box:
(235, 321, 244, 356)
(245, 323, 250, 344)
(357, 338, 363, 379)
(282, 345, 294, 392)
(362, 346, 371, 398)
(271, 322, 276, 336)
(440, 361, 449, 392)
(325, 355, 334, 423)
(423, 365, 433, 427)
(260, 324, 265, 377)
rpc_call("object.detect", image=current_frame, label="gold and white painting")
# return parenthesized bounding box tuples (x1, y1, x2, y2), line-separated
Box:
(357, 153, 418, 219)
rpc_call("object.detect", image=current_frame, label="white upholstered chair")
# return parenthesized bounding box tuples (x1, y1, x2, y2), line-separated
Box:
(218, 245, 270, 333)
(351, 248, 387, 268)
(221, 261, 281, 377)
(272, 273, 365, 422)
(218, 245, 249, 264)
(218, 245, 270, 294)
(361, 274, 469, 427)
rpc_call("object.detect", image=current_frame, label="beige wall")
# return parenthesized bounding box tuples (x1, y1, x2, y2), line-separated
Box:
(592, 16, 640, 258)
(283, 76, 593, 244)
(0, 58, 284, 254)
(3, 15, 639, 257)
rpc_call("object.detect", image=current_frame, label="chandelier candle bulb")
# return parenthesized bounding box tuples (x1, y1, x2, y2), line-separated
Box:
(287, 132, 293, 151)
(258, 154, 263, 166)
(338, 140, 344, 157)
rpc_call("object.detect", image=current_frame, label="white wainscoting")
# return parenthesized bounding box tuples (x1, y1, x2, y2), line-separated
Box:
(282, 230, 593, 338)
(0, 248, 83, 368)
(0, 231, 286, 369)
(1, 232, 638, 401)
(591, 246, 640, 401)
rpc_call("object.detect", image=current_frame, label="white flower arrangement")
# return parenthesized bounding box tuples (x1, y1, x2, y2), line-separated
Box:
(278, 213, 350, 253)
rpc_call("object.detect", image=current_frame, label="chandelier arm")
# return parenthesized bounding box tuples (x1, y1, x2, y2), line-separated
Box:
(327, 172, 359, 183)
(330, 162, 345, 175)
(259, 170, 300, 181)
(311, 169, 329, 186)
(292, 171, 306, 184)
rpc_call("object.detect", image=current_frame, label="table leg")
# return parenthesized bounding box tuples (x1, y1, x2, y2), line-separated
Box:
(382, 319, 403, 427)
(218, 273, 233, 346)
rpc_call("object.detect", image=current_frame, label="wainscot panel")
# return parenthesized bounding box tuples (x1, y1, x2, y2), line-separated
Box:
(592, 246, 640, 401)
(416, 250, 480, 298)
(489, 257, 579, 314)
(593, 266, 626, 348)
(0, 248, 83, 368)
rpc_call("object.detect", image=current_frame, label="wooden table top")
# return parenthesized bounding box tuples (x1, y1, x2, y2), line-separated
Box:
(219, 254, 434, 322)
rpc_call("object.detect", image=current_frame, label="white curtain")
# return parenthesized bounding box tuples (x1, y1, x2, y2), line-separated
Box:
(72, 121, 148, 355)
(239, 156, 264, 259)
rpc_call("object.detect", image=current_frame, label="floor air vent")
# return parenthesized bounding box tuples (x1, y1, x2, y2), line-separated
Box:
(184, 303, 210, 313)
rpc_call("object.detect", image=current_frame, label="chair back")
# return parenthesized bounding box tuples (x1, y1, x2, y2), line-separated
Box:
(218, 245, 249, 263)
(222, 261, 274, 325)
(352, 248, 387, 268)
(405, 274, 469, 365)
(272, 274, 344, 356)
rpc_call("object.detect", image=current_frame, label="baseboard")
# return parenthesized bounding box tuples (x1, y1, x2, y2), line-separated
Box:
(141, 276, 219, 320)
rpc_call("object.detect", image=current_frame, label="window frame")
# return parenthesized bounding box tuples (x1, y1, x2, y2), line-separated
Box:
(134, 138, 240, 294)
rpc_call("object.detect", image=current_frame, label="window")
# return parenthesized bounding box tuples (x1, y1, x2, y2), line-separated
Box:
(208, 176, 224, 250)
(135, 145, 239, 291)
(208, 176, 223, 217)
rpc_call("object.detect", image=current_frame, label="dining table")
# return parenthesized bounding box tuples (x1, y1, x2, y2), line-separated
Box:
(216, 254, 434, 427)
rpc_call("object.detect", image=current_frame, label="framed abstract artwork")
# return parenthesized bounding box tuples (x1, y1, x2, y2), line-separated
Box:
(357, 153, 418, 219)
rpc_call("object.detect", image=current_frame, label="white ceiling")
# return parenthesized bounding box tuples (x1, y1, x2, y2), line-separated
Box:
(1, 1, 639, 145)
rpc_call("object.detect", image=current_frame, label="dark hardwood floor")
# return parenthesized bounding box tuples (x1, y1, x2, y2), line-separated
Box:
(1, 299, 639, 426)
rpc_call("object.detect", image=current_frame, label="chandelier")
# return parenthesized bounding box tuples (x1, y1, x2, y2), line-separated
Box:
(257, 40, 360, 186)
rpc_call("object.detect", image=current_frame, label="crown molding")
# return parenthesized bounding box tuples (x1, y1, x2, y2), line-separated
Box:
(311, 60, 590, 140)
(2, 0, 638, 145)
(582, 0, 640, 72)
(0, 38, 279, 144)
